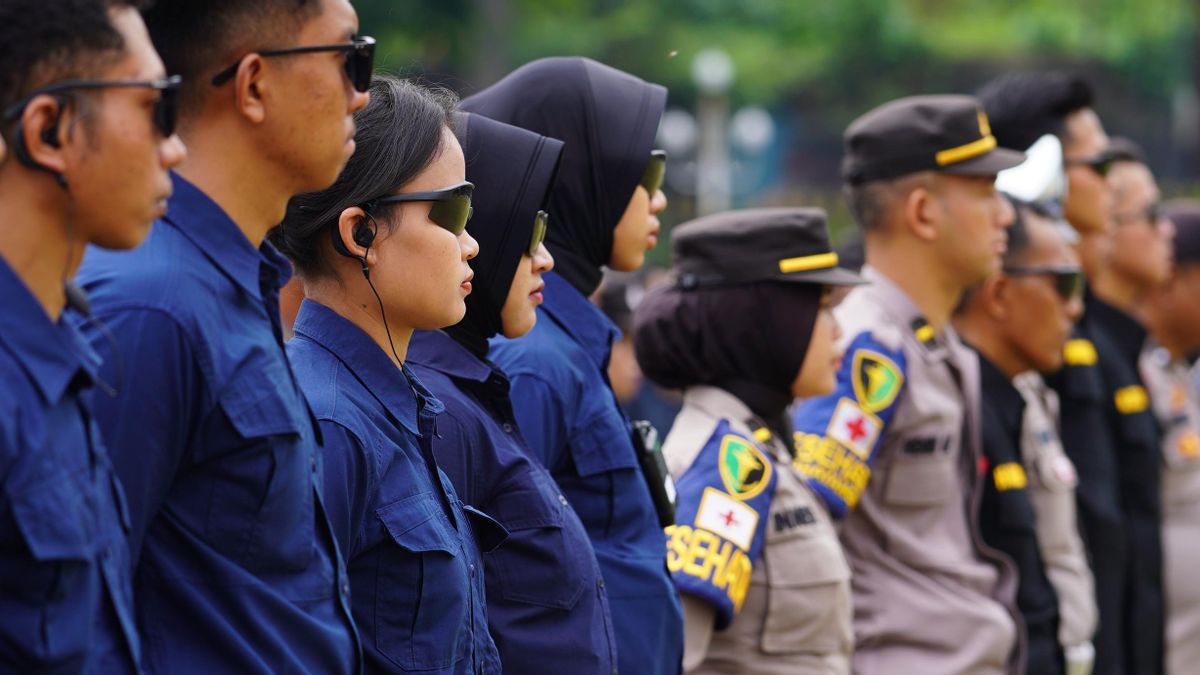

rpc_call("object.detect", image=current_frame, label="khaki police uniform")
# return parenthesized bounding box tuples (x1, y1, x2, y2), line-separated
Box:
(664, 385, 853, 675)
(1140, 345, 1200, 675)
(1013, 372, 1098, 671)
(793, 267, 1019, 675)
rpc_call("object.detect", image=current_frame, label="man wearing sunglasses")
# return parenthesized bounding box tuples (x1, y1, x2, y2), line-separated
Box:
(74, 1, 371, 672)
(1141, 201, 1200, 675)
(979, 73, 1165, 675)
(955, 199, 1091, 675)
(0, 0, 186, 671)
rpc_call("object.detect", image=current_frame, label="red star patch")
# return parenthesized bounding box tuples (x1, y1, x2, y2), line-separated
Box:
(845, 416, 868, 442)
(721, 510, 738, 527)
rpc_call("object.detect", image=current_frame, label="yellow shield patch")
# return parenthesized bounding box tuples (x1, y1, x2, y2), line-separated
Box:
(717, 435, 772, 501)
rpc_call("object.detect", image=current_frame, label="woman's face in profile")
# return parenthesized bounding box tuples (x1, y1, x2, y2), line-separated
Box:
(369, 126, 480, 331)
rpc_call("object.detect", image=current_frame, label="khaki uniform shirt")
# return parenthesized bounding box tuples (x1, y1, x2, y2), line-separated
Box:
(1013, 372, 1098, 651)
(792, 267, 1019, 675)
(664, 386, 852, 675)
(1139, 345, 1200, 675)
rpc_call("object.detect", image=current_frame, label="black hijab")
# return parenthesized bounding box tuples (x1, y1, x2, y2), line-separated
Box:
(633, 281, 822, 429)
(462, 57, 668, 297)
(446, 112, 563, 358)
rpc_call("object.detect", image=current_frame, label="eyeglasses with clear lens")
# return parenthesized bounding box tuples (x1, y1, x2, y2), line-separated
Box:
(3, 75, 182, 137)
(211, 36, 376, 93)
(1004, 265, 1086, 301)
(371, 181, 475, 235)
(640, 149, 667, 195)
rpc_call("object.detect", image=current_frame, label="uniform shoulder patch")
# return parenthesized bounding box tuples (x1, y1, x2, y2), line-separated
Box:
(993, 462, 1028, 491)
(851, 349, 904, 413)
(718, 434, 773, 500)
(1063, 339, 1098, 366)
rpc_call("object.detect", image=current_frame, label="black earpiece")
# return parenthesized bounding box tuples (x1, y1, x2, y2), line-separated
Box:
(13, 98, 66, 187)
(329, 214, 377, 280)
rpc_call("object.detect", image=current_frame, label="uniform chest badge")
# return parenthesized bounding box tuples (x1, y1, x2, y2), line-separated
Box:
(852, 350, 903, 414)
(718, 435, 772, 500)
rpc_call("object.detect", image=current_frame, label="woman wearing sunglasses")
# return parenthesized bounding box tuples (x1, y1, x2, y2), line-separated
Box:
(461, 57, 681, 675)
(270, 75, 504, 674)
(632, 208, 863, 675)
(405, 111, 619, 674)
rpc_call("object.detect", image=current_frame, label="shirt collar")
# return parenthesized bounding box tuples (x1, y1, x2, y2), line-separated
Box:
(685, 385, 755, 423)
(1086, 289, 1147, 364)
(861, 265, 952, 363)
(292, 299, 440, 435)
(0, 257, 99, 403)
(407, 330, 498, 384)
(975, 348, 1025, 433)
(162, 172, 293, 301)
(540, 271, 619, 366)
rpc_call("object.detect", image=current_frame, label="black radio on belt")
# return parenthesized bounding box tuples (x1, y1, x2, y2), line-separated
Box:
(631, 420, 677, 528)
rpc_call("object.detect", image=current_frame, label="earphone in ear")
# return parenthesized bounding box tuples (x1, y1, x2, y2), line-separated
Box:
(329, 212, 378, 279)
(13, 97, 66, 187)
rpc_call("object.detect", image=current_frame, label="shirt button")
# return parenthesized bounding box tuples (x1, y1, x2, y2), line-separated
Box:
(558, 494, 568, 506)
(501, 423, 514, 433)
(597, 579, 605, 590)
(469, 563, 476, 578)
(310, 455, 318, 472)
(341, 581, 350, 596)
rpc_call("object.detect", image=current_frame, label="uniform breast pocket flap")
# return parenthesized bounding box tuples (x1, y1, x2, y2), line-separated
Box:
(761, 528, 852, 655)
(883, 453, 957, 507)
(219, 384, 304, 441)
(461, 503, 507, 553)
(375, 494, 468, 671)
(570, 412, 639, 478)
(11, 479, 91, 561)
(488, 487, 589, 610)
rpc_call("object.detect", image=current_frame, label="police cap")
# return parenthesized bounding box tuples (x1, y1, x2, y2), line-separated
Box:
(672, 208, 865, 289)
(1164, 199, 1200, 265)
(842, 94, 1026, 185)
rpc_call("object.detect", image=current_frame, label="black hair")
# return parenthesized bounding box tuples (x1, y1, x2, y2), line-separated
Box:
(141, 0, 320, 111)
(269, 74, 458, 278)
(0, 0, 148, 118)
(1002, 195, 1035, 265)
(976, 72, 1095, 152)
(1107, 136, 1147, 165)
(843, 172, 927, 232)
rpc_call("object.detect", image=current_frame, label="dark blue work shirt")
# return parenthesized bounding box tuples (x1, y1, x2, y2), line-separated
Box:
(75, 173, 358, 674)
(408, 329, 619, 675)
(0, 259, 140, 673)
(489, 272, 683, 675)
(288, 300, 505, 675)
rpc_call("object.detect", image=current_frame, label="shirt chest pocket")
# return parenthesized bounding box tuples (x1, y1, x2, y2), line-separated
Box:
(206, 384, 315, 574)
(882, 449, 958, 508)
(374, 492, 471, 672)
(760, 512, 852, 655)
(566, 412, 641, 535)
(9, 476, 96, 660)
(488, 482, 590, 610)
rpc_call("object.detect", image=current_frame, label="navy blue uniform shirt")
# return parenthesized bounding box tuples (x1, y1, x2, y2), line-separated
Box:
(489, 271, 684, 675)
(408, 329, 619, 674)
(975, 352, 1063, 675)
(76, 173, 358, 674)
(288, 300, 505, 675)
(0, 259, 140, 673)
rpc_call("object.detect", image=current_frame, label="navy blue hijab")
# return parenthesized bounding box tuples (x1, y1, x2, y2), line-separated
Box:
(446, 112, 563, 357)
(462, 57, 667, 297)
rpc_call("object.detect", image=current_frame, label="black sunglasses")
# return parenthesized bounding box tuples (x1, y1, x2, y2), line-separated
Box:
(211, 36, 376, 93)
(527, 210, 549, 256)
(371, 181, 475, 235)
(1065, 154, 1114, 178)
(1004, 265, 1086, 301)
(3, 75, 182, 137)
(640, 149, 667, 195)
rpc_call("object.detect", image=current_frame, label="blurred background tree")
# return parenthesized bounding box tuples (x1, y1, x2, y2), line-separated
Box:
(358, 0, 1199, 249)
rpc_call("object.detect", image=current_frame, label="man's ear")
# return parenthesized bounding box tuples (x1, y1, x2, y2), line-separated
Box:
(232, 54, 268, 124)
(981, 274, 1010, 321)
(19, 95, 71, 175)
(903, 178, 940, 243)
